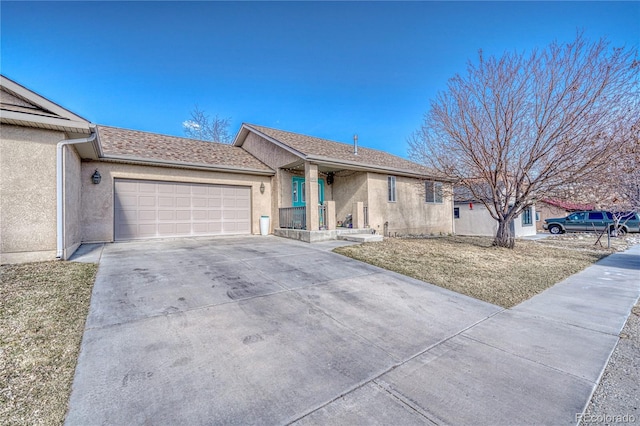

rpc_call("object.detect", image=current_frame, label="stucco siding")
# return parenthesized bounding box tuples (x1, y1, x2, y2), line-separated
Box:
(536, 203, 567, 232)
(241, 132, 299, 169)
(454, 203, 498, 236)
(367, 174, 453, 236)
(331, 172, 368, 224)
(0, 125, 63, 263)
(454, 202, 537, 237)
(241, 132, 298, 230)
(64, 146, 83, 258)
(80, 162, 271, 242)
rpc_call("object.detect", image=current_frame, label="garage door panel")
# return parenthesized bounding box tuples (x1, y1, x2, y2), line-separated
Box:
(139, 210, 157, 221)
(192, 198, 207, 208)
(175, 210, 190, 220)
(158, 197, 176, 208)
(138, 182, 157, 193)
(175, 223, 191, 234)
(139, 196, 156, 207)
(158, 210, 175, 220)
(114, 180, 251, 240)
(192, 210, 208, 220)
(176, 197, 191, 208)
(138, 224, 157, 237)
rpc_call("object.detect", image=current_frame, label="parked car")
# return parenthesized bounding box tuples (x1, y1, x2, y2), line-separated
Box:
(543, 210, 640, 235)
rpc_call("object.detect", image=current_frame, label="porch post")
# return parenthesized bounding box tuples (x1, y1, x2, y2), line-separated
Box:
(305, 162, 319, 230)
(353, 201, 364, 228)
(325, 201, 336, 230)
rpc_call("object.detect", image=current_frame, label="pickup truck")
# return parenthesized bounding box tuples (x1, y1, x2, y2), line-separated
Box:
(543, 210, 640, 235)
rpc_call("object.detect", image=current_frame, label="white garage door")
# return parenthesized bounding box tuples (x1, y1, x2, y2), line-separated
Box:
(114, 179, 251, 240)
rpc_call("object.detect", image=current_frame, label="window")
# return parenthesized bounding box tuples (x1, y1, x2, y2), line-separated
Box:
(388, 176, 396, 202)
(535, 211, 540, 221)
(425, 181, 443, 203)
(568, 212, 586, 221)
(301, 182, 306, 203)
(588, 212, 604, 220)
(454, 207, 460, 219)
(292, 181, 298, 203)
(522, 207, 533, 226)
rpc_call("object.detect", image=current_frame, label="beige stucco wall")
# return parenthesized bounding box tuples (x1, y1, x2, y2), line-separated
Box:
(80, 161, 272, 242)
(536, 203, 567, 232)
(240, 132, 301, 230)
(454, 202, 497, 236)
(367, 174, 454, 236)
(64, 146, 83, 259)
(332, 172, 368, 224)
(454, 202, 537, 237)
(0, 125, 64, 263)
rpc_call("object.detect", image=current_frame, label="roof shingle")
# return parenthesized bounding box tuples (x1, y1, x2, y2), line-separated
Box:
(245, 124, 439, 178)
(97, 125, 272, 173)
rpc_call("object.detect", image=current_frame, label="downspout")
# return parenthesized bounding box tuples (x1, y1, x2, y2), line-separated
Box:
(56, 128, 97, 259)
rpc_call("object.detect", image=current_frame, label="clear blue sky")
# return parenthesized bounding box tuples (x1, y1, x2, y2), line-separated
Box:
(2, 1, 638, 158)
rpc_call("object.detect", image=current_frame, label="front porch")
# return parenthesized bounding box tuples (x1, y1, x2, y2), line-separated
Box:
(277, 201, 371, 242)
(274, 227, 379, 243)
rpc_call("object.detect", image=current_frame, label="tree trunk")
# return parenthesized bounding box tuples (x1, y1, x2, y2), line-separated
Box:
(494, 219, 515, 248)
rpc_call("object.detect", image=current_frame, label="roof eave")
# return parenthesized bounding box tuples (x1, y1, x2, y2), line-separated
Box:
(1, 75, 91, 123)
(99, 154, 275, 176)
(234, 123, 307, 159)
(1, 110, 92, 134)
(306, 155, 452, 181)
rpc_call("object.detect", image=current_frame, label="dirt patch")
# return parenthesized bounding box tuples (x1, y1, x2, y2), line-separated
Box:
(0, 261, 97, 425)
(333, 235, 629, 308)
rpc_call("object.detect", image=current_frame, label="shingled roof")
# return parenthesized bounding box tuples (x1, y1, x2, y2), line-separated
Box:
(240, 124, 442, 179)
(97, 125, 273, 174)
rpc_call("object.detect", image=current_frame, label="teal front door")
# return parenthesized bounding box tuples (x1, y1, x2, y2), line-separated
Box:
(292, 177, 324, 207)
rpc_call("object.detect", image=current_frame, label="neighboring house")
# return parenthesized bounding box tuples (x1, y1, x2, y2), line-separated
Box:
(453, 200, 537, 238)
(535, 199, 594, 232)
(1, 75, 452, 263)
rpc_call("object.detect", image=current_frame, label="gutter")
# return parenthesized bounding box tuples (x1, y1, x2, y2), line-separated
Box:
(56, 128, 97, 259)
(98, 154, 275, 176)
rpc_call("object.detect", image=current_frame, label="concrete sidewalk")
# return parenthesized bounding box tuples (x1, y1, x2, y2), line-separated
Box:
(299, 245, 640, 425)
(66, 238, 640, 425)
(348, 246, 640, 425)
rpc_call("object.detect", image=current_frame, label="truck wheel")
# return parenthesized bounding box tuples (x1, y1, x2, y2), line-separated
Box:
(549, 225, 562, 234)
(610, 226, 627, 237)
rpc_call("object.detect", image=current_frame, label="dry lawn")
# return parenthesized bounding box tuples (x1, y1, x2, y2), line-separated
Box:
(334, 235, 635, 308)
(0, 261, 97, 425)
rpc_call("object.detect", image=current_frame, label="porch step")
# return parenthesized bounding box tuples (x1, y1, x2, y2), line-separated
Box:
(338, 233, 384, 243)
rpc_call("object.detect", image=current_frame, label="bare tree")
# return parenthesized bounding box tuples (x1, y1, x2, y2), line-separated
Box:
(183, 105, 232, 143)
(409, 33, 639, 248)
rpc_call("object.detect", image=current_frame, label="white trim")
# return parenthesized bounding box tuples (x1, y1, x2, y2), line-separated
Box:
(1, 75, 89, 123)
(56, 130, 97, 259)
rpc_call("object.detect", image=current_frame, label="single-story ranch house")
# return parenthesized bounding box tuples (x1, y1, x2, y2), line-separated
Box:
(1, 75, 453, 264)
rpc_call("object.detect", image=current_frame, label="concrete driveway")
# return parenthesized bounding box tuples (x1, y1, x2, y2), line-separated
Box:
(66, 236, 640, 425)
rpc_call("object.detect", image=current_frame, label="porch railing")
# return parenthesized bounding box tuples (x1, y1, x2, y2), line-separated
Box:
(279, 206, 306, 229)
(319, 204, 327, 230)
(279, 205, 328, 230)
(363, 204, 369, 228)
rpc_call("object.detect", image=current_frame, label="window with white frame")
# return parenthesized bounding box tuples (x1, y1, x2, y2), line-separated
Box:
(425, 181, 443, 203)
(522, 207, 533, 226)
(388, 176, 396, 202)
